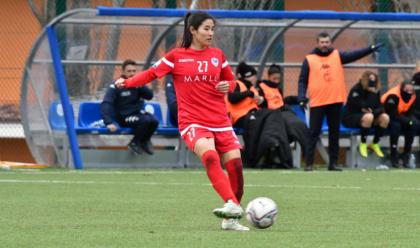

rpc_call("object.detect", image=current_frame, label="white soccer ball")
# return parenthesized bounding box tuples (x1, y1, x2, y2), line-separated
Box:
(246, 197, 278, 229)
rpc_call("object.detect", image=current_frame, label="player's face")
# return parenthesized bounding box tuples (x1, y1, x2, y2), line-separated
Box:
(191, 19, 215, 48)
(317, 37, 332, 52)
(269, 73, 281, 84)
(122, 64, 137, 78)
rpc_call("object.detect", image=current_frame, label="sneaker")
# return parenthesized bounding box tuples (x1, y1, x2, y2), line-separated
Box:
(128, 141, 143, 155)
(221, 218, 249, 231)
(359, 142, 368, 158)
(401, 153, 411, 169)
(369, 143, 384, 158)
(140, 140, 154, 155)
(390, 153, 400, 168)
(213, 200, 243, 219)
(328, 164, 343, 171)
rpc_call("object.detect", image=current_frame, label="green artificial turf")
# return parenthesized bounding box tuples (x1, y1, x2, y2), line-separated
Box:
(0, 168, 419, 248)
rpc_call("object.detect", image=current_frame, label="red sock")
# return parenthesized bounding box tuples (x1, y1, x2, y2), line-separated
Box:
(224, 158, 244, 203)
(201, 150, 238, 204)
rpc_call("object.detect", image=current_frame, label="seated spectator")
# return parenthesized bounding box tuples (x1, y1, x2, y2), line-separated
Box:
(165, 79, 178, 127)
(226, 62, 293, 168)
(100, 59, 158, 155)
(342, 71, 389, 158)
(381, 81, 417, 168)
(257, 64, 311, 169)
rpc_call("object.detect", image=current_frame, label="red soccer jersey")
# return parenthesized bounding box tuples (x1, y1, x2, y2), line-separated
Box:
(125, 47, 235, 135)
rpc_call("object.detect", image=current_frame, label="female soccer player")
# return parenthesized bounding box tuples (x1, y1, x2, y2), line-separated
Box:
(115, 11, 248, 231)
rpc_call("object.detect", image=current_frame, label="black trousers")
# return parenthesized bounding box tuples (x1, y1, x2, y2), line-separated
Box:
(281, 110, 311, 166)
(388, 119, 416, 154)
(120, 112, 159, 144)
(307, 103, 343, 166)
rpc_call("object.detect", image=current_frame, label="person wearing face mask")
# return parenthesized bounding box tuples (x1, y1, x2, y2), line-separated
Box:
(342, 71, 389, 158)
(381, 82, 417, 168)
(411, 71, 420, 122)
(226, 62, 293, 169)
(297, 32, 382, 171)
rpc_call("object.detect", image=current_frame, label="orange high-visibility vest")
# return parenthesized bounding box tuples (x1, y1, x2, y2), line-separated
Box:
(259, 82, 284, 110)
(306, 49, 347, 107)
(225, 80, 259, 124)
(380, 85, 416, 114)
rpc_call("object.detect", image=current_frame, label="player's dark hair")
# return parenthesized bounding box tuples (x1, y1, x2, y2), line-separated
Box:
(181, 11, 215, 48)
(122, 59, 136, 70)
(268, 64, 282, 76)
(316, 32, 331, 42)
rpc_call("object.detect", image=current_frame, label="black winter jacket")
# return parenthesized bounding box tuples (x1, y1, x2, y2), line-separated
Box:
(101, 84, 153, 125)
(344, 82, 383, 116)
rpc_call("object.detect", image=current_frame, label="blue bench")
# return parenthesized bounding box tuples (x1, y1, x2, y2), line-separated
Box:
(76, 101, 179, 135)
(48, 101, 179, 135)
(48, 100, 185, 168)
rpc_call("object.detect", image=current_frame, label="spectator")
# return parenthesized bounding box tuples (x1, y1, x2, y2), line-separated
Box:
(342, 71, 389, 158)
(226, 62, 293, 168)
(381, 82, 417, 168)
(165, 79, 178, 127)
(101, 59, 158, 155)
(298, 32, 382, 171)
(257, 64, 311, 169)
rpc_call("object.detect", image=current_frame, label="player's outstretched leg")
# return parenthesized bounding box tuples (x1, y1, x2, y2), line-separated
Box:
(224, 157, 244, 203)
(200, 150, 243, 218)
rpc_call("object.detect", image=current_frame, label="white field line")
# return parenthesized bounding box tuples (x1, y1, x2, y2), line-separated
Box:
(3, 168, 420, 175)
(6, 169, 420, 175)
(0, 178, 362, 190)
(2, 178, 420, 191)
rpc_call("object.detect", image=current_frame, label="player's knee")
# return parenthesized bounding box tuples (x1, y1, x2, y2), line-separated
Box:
(201, 150, 219, 166)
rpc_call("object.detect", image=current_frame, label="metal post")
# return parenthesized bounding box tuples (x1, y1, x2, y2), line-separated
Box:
(47, 26, 83, 169)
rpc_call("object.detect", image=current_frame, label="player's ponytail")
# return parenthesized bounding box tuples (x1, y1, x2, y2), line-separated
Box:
(181, 11, 215, 48)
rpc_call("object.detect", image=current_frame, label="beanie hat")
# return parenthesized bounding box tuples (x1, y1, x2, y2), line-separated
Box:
(236, 62, 257, 78)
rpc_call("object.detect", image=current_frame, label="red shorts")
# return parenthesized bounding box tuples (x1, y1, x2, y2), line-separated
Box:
(181, 126, 242, 153)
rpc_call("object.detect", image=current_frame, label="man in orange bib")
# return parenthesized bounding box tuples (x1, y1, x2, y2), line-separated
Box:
(381, 82, 417, 168)
(298, 32, 381, 171)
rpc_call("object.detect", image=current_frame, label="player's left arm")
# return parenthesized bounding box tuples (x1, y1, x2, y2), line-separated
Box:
(218, 52, 236, 93)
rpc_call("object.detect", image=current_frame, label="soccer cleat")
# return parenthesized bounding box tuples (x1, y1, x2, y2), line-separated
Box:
(359, 142, 368, 158)
(221, 218, 250, 231)
(369, 143, 384, 158)
(213, 200, 243, 219)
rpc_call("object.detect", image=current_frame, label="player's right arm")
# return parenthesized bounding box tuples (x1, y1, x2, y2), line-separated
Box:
(116, 51, 175, 88)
